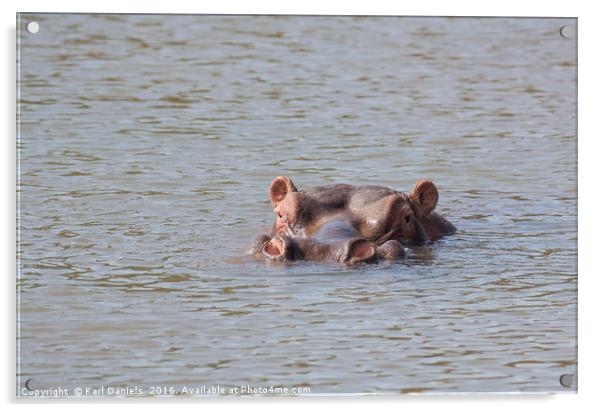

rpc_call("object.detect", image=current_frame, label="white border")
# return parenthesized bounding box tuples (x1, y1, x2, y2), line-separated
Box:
(3, 0, 601, 411)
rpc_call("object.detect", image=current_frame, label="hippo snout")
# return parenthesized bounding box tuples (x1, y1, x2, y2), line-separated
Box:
(251, 235, 405, 265)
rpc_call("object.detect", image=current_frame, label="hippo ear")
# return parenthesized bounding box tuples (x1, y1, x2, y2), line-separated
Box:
(410, 180, 439, 218)
(269, 176, 298, 206)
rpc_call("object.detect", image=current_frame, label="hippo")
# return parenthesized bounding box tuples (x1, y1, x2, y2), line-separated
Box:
(249, 176, 456, 265)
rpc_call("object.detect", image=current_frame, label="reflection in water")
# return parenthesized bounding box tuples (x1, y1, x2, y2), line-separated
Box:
(17, 14, 576, 394)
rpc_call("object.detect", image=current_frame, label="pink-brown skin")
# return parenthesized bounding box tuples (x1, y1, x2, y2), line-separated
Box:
(249, 176, 456, 264)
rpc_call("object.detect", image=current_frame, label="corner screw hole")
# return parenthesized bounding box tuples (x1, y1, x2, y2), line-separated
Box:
(559, 25, 573, 39)
(559, 373, 574, 388)
(26, 21, 40, 34)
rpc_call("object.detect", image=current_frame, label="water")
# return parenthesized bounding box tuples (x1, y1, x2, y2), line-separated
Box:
(17, 14, 577, 395)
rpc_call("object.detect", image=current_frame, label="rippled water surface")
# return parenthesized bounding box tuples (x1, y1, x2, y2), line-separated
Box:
(17, 14, 577, 395)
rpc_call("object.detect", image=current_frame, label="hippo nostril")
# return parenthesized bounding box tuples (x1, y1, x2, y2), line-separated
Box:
(352, 242, 376, 260)
(248, 234, 271, 255)
(263, 237, 285, 257)
(345, 239, 377, 264)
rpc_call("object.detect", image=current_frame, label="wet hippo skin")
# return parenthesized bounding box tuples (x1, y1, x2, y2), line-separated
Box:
(249, 176, 456, 264)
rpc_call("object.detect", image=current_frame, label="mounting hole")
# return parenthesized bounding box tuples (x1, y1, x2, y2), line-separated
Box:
(559, 25, 573, 39)
(26, 21, 40, 34)
(559, 373, 574, 388)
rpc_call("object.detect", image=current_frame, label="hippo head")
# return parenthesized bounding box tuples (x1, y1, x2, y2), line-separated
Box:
(250, 176, 455, 265)
(268, 175, 442, 245)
